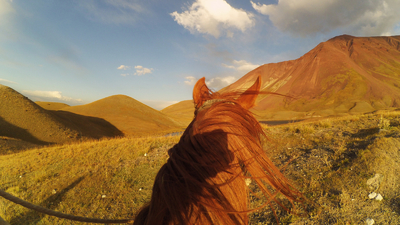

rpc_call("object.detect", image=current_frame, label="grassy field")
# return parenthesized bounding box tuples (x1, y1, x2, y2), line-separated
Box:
(1, 111, 400, 224)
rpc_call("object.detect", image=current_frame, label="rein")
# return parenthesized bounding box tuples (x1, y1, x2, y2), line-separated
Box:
(0, 189, 133, 224)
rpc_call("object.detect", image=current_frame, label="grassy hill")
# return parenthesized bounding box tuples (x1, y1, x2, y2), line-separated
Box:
(0, 86, 124, 151)
(60, 95, 182, 136)
(0, 137, 38, 155)
(0, 85, 81, 146)
(35, 102, 70, 111)
(1, 111, 399, 224)
(161, 100, 194, 126)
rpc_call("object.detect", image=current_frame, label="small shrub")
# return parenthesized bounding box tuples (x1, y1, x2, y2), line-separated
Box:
(378, 114, 391, 130)
(318, 120, 332, 128)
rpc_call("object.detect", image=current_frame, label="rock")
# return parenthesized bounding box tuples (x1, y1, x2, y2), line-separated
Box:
(245, 178, 251, 186)
(375, 194, 383, 201)
(367, 174, 383, 191)
(368, 192, 384, 201)
(366, 218, 374, 225)
(368, 192, 377, 199)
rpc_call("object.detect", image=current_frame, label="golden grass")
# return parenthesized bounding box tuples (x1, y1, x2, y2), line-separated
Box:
(61, 95, 182, 136)
(0, 135, 179, 224)
(1, 110, 400, 224)
(256, 111, 400, 224)
(0, 85, 81, 145)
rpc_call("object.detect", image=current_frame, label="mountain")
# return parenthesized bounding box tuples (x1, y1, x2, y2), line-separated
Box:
(218, 35, 400, 119)
(60, 95, 182, 135)
(0, 85, 81, 145)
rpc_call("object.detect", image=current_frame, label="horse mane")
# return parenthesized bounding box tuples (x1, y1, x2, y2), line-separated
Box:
(133, 78, 305, 225)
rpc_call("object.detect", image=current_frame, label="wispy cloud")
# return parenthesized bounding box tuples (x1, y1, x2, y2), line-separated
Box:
(22, 90, 82, 103)
(134, 65, 153, 76)
(117, 65, 130, 70)
(0, 78, 17, 84)
(118, 64, 153, 76)
(205, 76, 237, 90)
(0, 0, 15, 42)
(77, 0, 144, 25)
(222, 60, 260, 73)
(184, 75, 236, 90)
(251, 0, 400, 36)
(48, 47, 87, 74)
(184, 76, 197, 86)
(171, 0, 255, 38)
(0, 0, 14, 18)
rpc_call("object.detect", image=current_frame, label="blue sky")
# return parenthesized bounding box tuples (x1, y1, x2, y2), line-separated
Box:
(1, 0, 400, 110)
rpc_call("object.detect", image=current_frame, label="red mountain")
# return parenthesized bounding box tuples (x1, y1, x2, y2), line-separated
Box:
(221, 35, 400, 119)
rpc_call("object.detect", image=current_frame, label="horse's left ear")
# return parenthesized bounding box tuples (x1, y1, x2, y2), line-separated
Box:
(193, 77, 211, 109)
(237, 76, 261, 110)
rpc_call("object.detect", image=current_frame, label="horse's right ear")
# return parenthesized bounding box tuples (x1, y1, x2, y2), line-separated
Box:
(236, 76, 261, 110)
(193, 77, 211, 109)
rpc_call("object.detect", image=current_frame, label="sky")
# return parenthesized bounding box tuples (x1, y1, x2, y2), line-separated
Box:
(1, 0, 400, 110)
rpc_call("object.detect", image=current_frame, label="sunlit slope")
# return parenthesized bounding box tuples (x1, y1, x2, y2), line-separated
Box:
(161, 100, 194, 126)
(0, 85, 81, 145)
(36, 102, 70, 110)
(61, 95, 182, 135)
(223, 35, 400, 116)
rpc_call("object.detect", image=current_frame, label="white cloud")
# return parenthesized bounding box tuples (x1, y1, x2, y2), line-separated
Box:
(0, 78, 17, 84)
(251, 0, 400, 36)
(134, 65, 153, 76)
(222, 60, 260, 73)
(77, 0, 144, 24)
(205, 76, 237, 90)
(184, 75, 235, 89)
(117, 65, 153, 76)
(184, 76, 197, 86)
(171, 0, 255, 38)
(22, 90, 82, 103)
(117, 65, 130, 70)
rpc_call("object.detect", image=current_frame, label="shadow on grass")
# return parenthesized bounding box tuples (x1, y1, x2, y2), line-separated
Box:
(52, 111, 124, 139)
(0, 117, 51, 145)
(390, 196, 400, 216)
(9, 176, 85, 225)
(330, 127, 380, 171)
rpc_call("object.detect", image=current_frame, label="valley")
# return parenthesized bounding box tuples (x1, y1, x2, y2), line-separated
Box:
(1, 35, 400, 224)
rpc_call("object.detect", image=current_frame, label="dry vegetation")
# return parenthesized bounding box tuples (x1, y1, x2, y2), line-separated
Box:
(1, 111, 400, 224)
(0, 135, 180, 224)
(252, 110, 400, 224)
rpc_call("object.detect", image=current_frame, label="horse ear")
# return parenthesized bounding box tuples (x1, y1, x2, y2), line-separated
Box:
(193, 77, 211, 108)
(237, 76, 261, 110)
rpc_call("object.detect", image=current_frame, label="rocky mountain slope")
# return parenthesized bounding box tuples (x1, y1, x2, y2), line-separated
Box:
(222, 35, 400, 119)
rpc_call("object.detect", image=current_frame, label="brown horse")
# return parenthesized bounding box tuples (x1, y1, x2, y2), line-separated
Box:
(133, 76, 305, 225)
